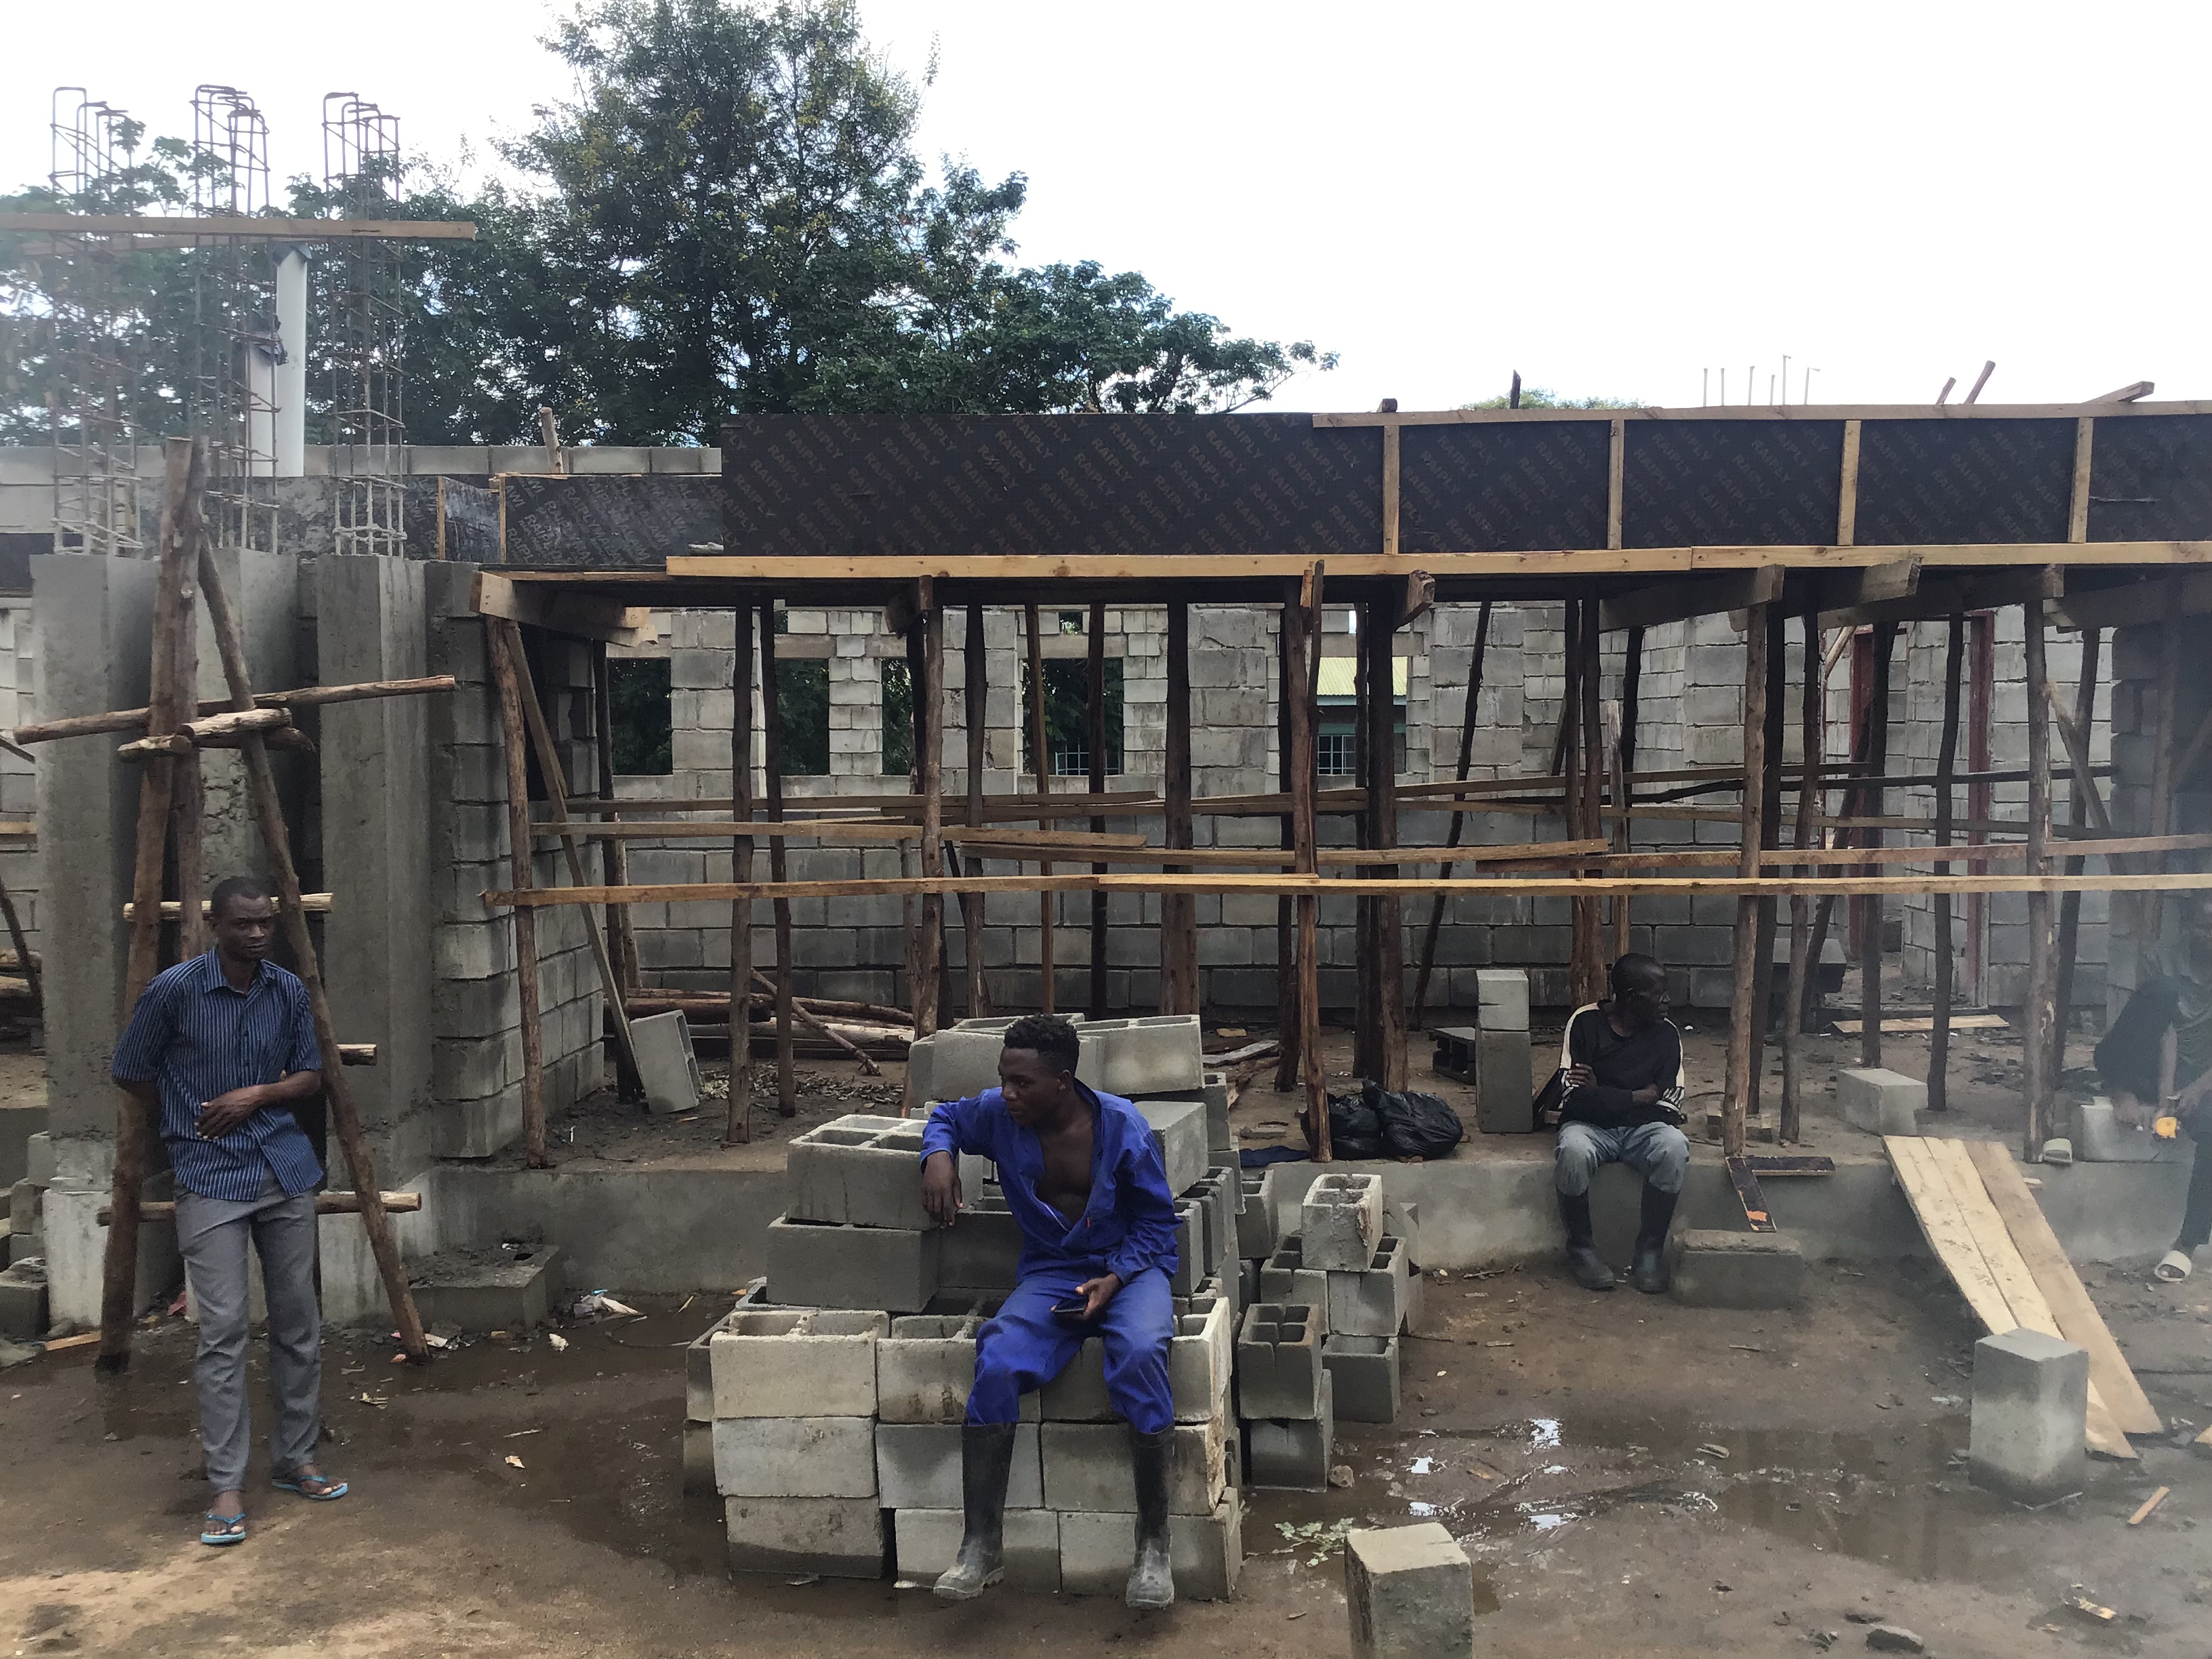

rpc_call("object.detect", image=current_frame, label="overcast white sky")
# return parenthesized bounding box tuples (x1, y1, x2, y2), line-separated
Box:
(4, 1, 2203, 413)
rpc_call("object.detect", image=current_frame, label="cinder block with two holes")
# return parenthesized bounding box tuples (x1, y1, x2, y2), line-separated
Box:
(1246, 1370, 1334, 1491)
(1301, 1172, 1385, 1270)
(785, 1113, 937, 1231)
(1327, 1235, 1411, 1337)
(1235, 1301, 1323, 1420)
(1323, 1333, 1401, 1424)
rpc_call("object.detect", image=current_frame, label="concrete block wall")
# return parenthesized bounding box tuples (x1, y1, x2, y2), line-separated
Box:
(2103, 618, 2212, 1020)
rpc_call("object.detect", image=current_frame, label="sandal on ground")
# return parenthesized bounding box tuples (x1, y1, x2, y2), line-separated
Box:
(200, 1510, 247, 1547)
(272, 1471, 350, 1501)
(2154, 1249, 2193, 1284)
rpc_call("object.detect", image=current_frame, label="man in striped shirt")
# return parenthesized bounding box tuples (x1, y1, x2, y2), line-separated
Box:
(112, 876, 346, 1546)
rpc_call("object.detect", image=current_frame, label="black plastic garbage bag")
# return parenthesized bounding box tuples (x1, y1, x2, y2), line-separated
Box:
(1311, 1080, 1465, 1161)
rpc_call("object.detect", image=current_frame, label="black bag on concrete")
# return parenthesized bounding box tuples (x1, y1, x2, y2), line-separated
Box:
(1313, 1080, 1465, 1160)
(1315, 1084, 1387, 1160)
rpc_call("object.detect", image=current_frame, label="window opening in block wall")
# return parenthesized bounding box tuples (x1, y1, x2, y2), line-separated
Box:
(777, 659, 829, 775)
(1023, 657, 1123, 776)
(882, 658, 913, 775)
(1315, 655, 1407, 776)
(607, 657, 673, 775)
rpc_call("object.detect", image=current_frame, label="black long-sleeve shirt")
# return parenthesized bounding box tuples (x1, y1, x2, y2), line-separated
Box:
(1559, 1002, 1687, 1128)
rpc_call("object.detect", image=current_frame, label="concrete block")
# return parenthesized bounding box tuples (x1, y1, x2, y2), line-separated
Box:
(1836, 1067, 1924, 1136)
(708, 1309, 888, 1418)
(1969, 1328, 2087, 1507)
(1039, 1292, 1232, 1423)
(682, 1421, 715, 1495)
(1135, 1098, 1209, 1197)
(712, 1416, 878, 1498)
(0, 1258, 47, 1340)
(1040, 1418, 1227, 1515)
(935, 1202, 1022, 1293)
(896, 1507, 1061, 1591)
(1475, 968, 1531, 1029)
(1345, 1521, 1477, 1659)
(1171, 1199, 1204, 1297)
(1101, 1014, 1206, 1094)
(408, 1246, 565, 1332)
(631, 1010, 702, 1115)
(1246, 1371, 1334, 1490)
(1237, 1167, 1281, 1260)
(1323, 1333, 1401, 1423)
(23, 1131, 54, 1187)
(1476, 1029, 1536, 1134)
(685, 1312, 736, 1421)
(1057, 1496, 1242, 1601)
(1191, 1167, 1235, 1277)
(1258, 1236, 1332, 1333)
(723, 1496, 885, 1578)
(1236, 1301, 1323, 1419)
(875, 1420, 1044, 1509)
(1328, 1236, 1412, 1337)
(1239, 1258, 1260, 1307)
(766, 1216, 940, 1312)
(785, 1113, 937, 1230)
(1665, 1229, 1805, 1309)
(1384, 1197, 1422, 1267)
(1302, 1172, 1385, 1271)
(1429, 1025, 1480, 1086)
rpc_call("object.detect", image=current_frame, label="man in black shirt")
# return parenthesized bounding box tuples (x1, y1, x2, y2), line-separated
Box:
(1555, 953, 1689, 1294)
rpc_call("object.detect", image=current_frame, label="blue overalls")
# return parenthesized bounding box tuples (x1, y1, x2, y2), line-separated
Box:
(921, 1082, 1181, 1435)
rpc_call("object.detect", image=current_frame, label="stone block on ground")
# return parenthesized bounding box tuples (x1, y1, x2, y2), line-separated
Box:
(875, 1420, 1045, 1509)
(1236, 1301, 1323, 1420)
(724, 1496, 886, 1578)
(1246, 1371, 1334, 1491)
(1135, 1098, 1209, 1198)
(1040, 1418, 1227, 1515)
(766, 1216, 940, 1312)
(708, 1309, 888, 1418)
(1237, 1166, 1280, 1260)
(1969, 1328, 2087, 1507)
(1345, 1520, 1477, 1659)
(630, 1009, 702, 1115)
(712, 1415, 877, 1498)
(785, 1113, 937, 1231)
(1057, 1496, 1242, 1601)
(1665, 1229, 1805, 1309)
(407, 1245, 565, 1332)
(1327, 1235, 1411, 1337)
(1301, 1172, 1385, 1271)
(1038, 1291, 1231, 1423)
(1258, 1236, 1331, 1333)
(0, 1257, 47, 1340)
(1324, 1334, 1401, 1424)
(1836, 1067, 1925, 1136)
(896, 1507, 1060, 1591)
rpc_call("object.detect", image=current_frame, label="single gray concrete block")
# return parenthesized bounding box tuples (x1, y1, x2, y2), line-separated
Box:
(708, 1309, 888, 1418)
(1475, 1029, 1536, 1135)
(785, 1113, 937, 1231)
(875, 1420, 1044, 1509)
(682, 1420, 715, 1495)
(631, 1009, 702, 1115)
(1969, 1328, 2087, 1507)
(1057, 1496, 1242, 1601)
(909, 1026, 1008, 1103)
(712, 1415, 878, 1498)
(1171, 1200, 1204, 1297)
(1302, 1172, 1385, 1271)
(1836, 1067, 1925, 1137)
(897, 1507, 1061, 1591)
(1236, 1301, 1323, 1420)
(1324, 1334, 1401, 1425)
(1327, 1236, 1411, 1338)
(23, 1132, 54, 1187)
(877, 1313, 1038, 1423)
(2072, 1097, 2179, 1163)
(1246, 1371, 1334, 1490)
(1666, 1229, 1805, 1309)
(1038, 1292, 1231, 1424)
(408, 1246, 565, 1332)
(0, 1258, 48, 1341)
(723, 1496, 885, 1578)
(1136, 1098, 1209, 1198)
(1040, 1418, 1227, 1515)
(1345, 1520, 1477, 1659)
(1259, 1236, 1332, 1334)
(1237, 1167, 1281, 1261)
(1192, 1167, 1236, 1278)
(1102, 1014, 1206, 1095)
(766, 1216, 941, 1313)
(934, 1202, 1022, 1295)
(1475, 968, 1532, 1030)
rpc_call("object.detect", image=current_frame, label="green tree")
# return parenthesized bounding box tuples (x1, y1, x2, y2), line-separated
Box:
(1458, 386, 1641, 410)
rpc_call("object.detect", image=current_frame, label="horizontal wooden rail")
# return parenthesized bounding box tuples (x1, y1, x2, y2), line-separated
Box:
(125, 893, 332, 920)
(100, 1189, 419, 1225)
(14, 674, 457, 745)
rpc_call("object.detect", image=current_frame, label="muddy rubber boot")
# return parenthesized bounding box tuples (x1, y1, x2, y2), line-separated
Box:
(1559, 1191, 1614, 1292)
(933, 1422, 1017, 1601)
(1125, 1427, 1176, 1610)
(1631, 1185, 1678, 1294)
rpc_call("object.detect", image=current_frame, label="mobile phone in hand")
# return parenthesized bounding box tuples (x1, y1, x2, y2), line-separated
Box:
(1050, 1300, 1090, 1325)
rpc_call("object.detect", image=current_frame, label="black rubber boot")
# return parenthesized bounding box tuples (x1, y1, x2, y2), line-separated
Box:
(1631, 1184, 1678, 1294)
(1125, 1427, 1176, 1610)
(933, 1422, 1017, 1601)
(1559, 1191, 1615, 1292)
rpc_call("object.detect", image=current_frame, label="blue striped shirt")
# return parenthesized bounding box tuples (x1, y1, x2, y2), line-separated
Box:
(111, 949, 325, 1202)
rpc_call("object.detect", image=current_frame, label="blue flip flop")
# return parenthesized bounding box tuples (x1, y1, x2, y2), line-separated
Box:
(272, 1472, 349, 1502)
(201, 1510, 248, 1547)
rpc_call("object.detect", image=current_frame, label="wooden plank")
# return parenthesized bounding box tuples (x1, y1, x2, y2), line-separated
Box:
(1722, 590, 1775, 1155)
(103, 1191, 421, 1224)
(1885, 1136, 2020, 1332)
(1724, 1155, 1778, 1231)
(1837, 419, 1862, 546)
(1381, 423, 1402, 556)
(1743, 1154, 1835, 1176)
(2070, 417, 2095, 544)
(1806, 555, 1921, 613)
(1832, 1013, 2009, 1035)
(2051, 569, 2212, 630)
(728, 604, 755, 1142)
(1310, 401, 2212, 426)
(1027, 602, 1055, 1015)
(485, 621, 550, 1169)
(0, 211, 477, 241)
(1963, 1139, 2163, 1436)
(471, 570, 656, 647)
(1606, 418, 1626, 551)
(126, 893, 332, 920)
(1160, 600, 1196, 1014)
(963, 601, 991, 1021)
(1601, 568, 1785, 632)
(2128, 1486, 2169, 1525)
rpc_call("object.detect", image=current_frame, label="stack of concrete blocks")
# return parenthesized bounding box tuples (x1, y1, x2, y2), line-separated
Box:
(6, 1130, 51, 1266)
(1255, 1172, 1411, 1438)
(772, 1113, 943, 1312)
(1472, 969, 1535, 1134)
(1236, 1300, 1334, 1490)
(2102, 617, 2211, 1025)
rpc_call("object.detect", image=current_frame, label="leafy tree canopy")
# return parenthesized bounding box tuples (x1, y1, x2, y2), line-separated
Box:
(1459, 386, 1641, 410)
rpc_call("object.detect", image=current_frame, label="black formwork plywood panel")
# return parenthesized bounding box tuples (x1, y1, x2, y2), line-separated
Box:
(1622, 420, 1845, 548)
(721, 414, 1381, 558)
(1400, 422, 1609, 551)
(501, 475, 723, 568)
(2086, 415, 2212, 542)
(1854, 419, 2074, 546)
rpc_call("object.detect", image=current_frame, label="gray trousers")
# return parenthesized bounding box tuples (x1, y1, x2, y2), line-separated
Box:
(176, 1170, 322, 1494)
(1555, 1120, 1692, 1197)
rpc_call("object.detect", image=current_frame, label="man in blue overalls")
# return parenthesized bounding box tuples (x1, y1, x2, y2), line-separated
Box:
(918, 1013, 1181, 1609)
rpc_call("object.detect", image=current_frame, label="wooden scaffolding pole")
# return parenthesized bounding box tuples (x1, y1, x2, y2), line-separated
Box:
(759, 605, 796, 1116)
(1412, 600, 1491, 1027)
(2146, 612, 2182, 946)
(1274, 605, 1303, 1090)
(2021, 584, 2058, 1156)
(484, 621, 550, 1168)
(1561, 602, 1590, 1003)
(1364, 591, 1408, 1088)
(1286, 569, 1330, 1159)
(1928, 615, 1967, 1113)
(1721, 590, 1774, 1158)
(2049, 626, 2101, 1090)
(726, 603, 755, 1143)
(1744, 604, 1788, 1117)
(1610, 622, 1644, 964)
(1578, 599, 1605, 997)
(917, 594, 947, 1038)
(1025, 604, 1055, 1015)
(1352, 604, 1375, 1078)
(1086, 601, 1108, 1019)
(1161, 600, 1197, 1014)
(1780, 607, 1820, 1143)
(171, 564, 208, 962)
(962, 603, 991, 1021)
(97, 437, 200, 1369)
(1858, 620, 1897, 1066)
(590, 642, 640, 1001)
